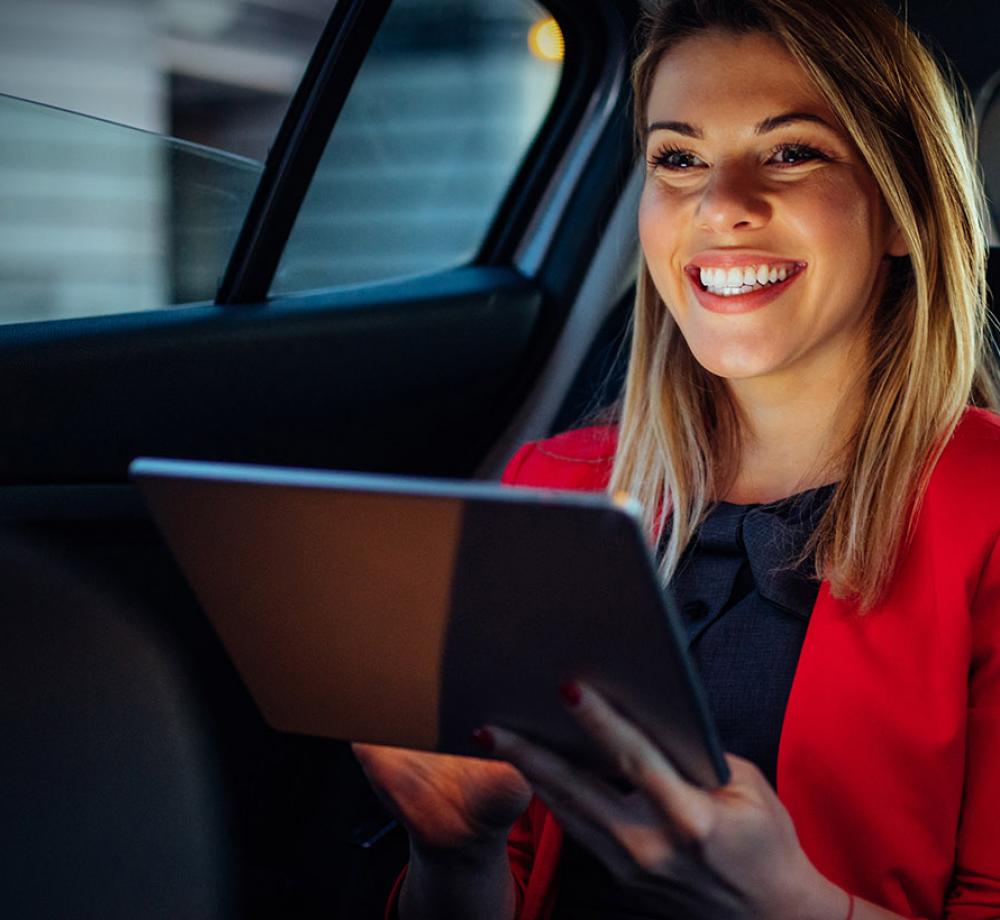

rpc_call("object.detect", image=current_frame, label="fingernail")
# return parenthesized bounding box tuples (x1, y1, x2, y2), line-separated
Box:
(559, 680, 582, 707)
(471, 727, 495, 752)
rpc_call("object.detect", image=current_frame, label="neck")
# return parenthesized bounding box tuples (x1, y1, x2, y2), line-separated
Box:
(722, 353, 865, 505)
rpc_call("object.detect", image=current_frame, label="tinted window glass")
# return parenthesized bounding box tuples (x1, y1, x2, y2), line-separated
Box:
(0, 0, 328, 322)
(0, 96, 261, 325)
(272, 0, 563, 293)
(0, 0, 329, 159)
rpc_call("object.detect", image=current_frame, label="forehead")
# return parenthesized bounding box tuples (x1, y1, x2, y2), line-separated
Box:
(646, 30, 833, 128)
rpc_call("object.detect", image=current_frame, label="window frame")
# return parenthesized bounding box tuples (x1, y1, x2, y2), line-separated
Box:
(216, 0, 394, 304)
(216, 0, 638, 306)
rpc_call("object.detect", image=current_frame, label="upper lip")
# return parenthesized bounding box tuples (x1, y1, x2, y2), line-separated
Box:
(685, 250, 805, 270)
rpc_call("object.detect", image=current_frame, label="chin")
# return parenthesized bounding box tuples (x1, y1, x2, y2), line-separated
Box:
(686, 342, 782, 381)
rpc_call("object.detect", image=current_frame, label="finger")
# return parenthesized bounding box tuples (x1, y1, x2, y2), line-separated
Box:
(486, 724, 625, 822)
(486, 725, 677, 879)
(351, 740, 394, 778)
(563, 681, 716, 846)
(531, 786, 656, 882)
(351, 740, 391, 768)
(350, 742, 407, 816)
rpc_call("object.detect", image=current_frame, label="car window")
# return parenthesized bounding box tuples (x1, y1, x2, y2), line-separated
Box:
(0, 0, 329, 323)
(0, 95, 264, 325)
(271, 0, 564, 294)
(0, 0, 330, 158)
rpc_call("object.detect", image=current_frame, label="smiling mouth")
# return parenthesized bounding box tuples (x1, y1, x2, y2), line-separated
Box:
(689, 261, 806, 297)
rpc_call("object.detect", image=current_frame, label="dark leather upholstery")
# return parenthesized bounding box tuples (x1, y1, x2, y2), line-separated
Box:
(0, 528, 233, 919)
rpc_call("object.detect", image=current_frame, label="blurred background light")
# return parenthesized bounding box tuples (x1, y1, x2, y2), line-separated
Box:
(528, 17, 563, 63)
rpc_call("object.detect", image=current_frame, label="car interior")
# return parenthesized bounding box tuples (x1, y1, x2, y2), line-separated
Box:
(1, 0, 999, 916)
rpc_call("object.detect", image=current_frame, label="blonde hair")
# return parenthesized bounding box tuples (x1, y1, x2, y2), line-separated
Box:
(609, 0, 999, 609)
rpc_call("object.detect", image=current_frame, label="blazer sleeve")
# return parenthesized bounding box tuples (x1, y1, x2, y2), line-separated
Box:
(945, 533, 1000, 917)
(507, 805, 537, 915)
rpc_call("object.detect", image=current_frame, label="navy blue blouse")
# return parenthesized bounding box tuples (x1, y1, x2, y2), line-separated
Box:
(552, 484, 835, 919)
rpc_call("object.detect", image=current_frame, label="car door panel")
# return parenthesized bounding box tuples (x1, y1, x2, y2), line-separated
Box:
(0, 267, 541, 484)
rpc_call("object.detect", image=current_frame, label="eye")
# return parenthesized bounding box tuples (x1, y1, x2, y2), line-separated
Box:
(767, 143, 829, 166)
(647, 145, 706, 171)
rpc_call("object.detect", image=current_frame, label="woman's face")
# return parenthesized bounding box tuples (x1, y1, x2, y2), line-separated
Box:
(639, 30, 905, 386)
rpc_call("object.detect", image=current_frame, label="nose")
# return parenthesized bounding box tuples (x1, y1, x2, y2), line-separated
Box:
(694, 162, 771, 233)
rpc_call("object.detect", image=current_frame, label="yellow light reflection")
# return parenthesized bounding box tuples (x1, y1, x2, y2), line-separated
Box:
(528, 17, 564, 63)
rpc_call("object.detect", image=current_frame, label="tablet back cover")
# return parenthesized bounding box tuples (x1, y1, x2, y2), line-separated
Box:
(131, 458, 728, 788)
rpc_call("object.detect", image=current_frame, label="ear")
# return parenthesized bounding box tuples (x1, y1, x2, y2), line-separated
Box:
(885, 222, 909, 258)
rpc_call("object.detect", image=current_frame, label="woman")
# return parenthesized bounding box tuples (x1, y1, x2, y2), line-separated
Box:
(354, 0, 1000, 916)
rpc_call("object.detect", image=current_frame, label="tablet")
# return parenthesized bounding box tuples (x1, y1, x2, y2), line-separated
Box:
(129, 457, 729, 788)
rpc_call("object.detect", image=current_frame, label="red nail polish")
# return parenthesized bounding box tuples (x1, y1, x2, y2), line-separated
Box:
(471, 727, 495, 752)
(559, 680, 582, 707)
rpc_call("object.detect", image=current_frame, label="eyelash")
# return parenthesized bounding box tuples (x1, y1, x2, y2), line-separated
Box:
(647, 141, 831, 171)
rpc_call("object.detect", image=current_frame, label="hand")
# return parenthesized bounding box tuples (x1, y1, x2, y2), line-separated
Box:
(481, 681, 848, 920)
(352, 743, 532, 856)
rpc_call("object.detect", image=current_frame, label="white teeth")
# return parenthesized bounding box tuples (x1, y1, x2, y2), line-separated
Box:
(696, 262, 801, 295)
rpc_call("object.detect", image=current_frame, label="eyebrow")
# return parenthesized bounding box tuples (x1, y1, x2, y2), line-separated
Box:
(645, 111, 835, 139)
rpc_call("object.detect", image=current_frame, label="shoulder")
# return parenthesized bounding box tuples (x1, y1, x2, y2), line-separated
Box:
(946, 406, 1000, 460)
(921, 407, 1000, 550)
(500, 426, 617, 492)
(932, 407, 1000, 493)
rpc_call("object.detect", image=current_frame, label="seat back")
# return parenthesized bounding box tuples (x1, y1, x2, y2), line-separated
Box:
(0, 528, 234, 919)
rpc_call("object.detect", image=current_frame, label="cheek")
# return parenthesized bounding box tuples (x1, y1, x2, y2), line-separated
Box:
(637, 190, 664, 253)
(786, 178, 886, 326)
(638, 189, 687, 296)
(638, 183, 688, 248)
(785, 173, 881, 260)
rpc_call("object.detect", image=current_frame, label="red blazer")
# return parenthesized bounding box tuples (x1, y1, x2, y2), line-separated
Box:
(497, 408, 1000, 920)
(386, 408, 1000, 919)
